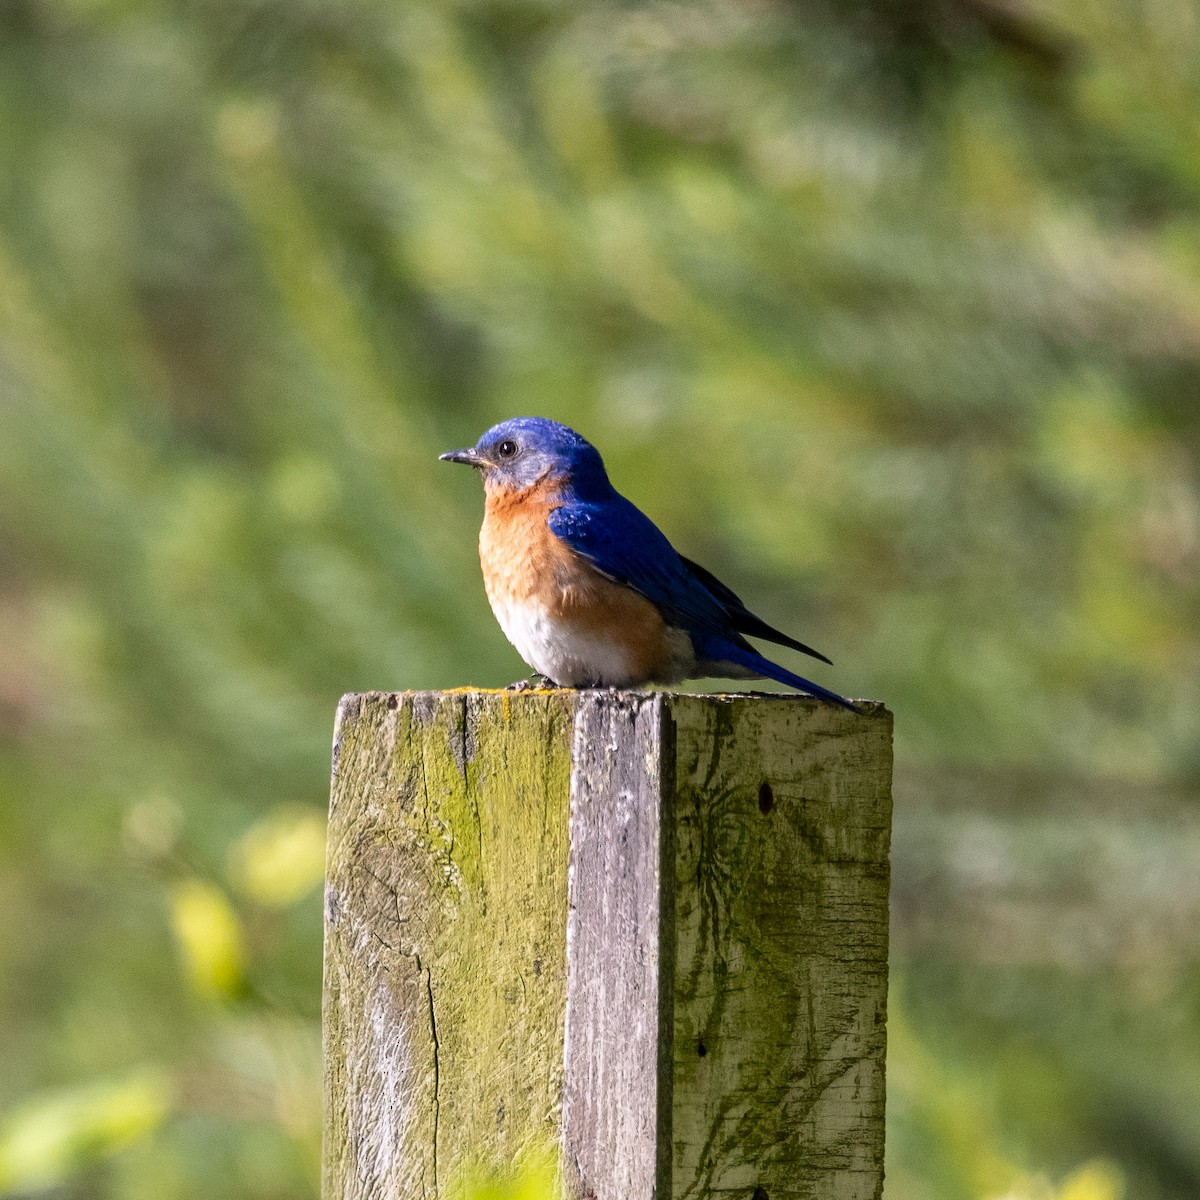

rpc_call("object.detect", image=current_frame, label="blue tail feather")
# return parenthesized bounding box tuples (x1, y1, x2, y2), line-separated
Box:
(703, 639, 861, 713)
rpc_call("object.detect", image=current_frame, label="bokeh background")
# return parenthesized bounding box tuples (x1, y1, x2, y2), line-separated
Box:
(2, 0, 1199, 1196)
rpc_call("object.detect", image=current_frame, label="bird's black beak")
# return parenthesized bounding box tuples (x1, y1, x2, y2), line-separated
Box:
(439, 448, 489, 468)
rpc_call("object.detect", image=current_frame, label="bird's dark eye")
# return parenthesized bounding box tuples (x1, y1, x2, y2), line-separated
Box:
(497, 439, 518, 459)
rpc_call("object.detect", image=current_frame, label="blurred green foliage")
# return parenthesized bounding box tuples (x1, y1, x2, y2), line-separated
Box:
(1, 0, 1198, 1195)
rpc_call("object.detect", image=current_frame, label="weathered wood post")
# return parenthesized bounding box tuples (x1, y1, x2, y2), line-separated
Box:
(324, 690, 892, 1200)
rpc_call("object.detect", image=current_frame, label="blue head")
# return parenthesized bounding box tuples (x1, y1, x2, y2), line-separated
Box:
(440, 417, 609, 495)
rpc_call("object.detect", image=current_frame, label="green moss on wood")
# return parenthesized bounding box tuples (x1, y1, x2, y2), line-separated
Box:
(324, 691, 576, 1200)
(669, 695, 892, 1200)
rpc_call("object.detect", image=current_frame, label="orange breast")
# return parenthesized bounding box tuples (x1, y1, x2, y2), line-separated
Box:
(478, 478, 682, 683)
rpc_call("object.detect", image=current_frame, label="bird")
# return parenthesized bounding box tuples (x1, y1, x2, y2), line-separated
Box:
(440, 417, 858, 710)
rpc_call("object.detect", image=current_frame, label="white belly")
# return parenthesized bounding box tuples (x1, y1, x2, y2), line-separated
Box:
(490, 599, 693, 687)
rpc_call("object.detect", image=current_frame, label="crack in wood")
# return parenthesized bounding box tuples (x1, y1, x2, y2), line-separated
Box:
(418, 954, 440, 1198)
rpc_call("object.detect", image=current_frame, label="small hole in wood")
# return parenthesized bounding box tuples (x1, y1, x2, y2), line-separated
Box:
(697, 1040, 707, 1057)
(386, 693, 399, 710)
(758, 782, 774, 815)
(752, 1189, 769, 1200)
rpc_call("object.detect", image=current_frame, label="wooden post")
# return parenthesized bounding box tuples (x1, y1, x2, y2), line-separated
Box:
(323, 690, 892, 1200)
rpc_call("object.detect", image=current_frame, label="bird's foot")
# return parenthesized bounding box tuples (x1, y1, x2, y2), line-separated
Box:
(505, 673, 554, 692)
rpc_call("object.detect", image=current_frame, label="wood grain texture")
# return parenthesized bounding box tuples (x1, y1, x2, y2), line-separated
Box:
(669, 695, 892, 1200)
(323, 690, 576, 1200)
(323, 690, 892, 1200)
(561, 692, 674, 1199)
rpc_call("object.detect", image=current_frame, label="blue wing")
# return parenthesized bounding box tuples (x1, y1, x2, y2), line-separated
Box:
(548, 495, 859, 711)
(547, 497, 733, 641)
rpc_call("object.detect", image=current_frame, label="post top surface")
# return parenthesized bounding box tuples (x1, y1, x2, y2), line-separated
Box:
(337, 687, 889, 717)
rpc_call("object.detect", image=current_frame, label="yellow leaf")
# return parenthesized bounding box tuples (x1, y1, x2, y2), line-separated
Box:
(0, 1069, 171, 1194)
(1059, 1160, 1125, 1200)
(228, 807, 326, 908)
(169, 879, 246, 1000)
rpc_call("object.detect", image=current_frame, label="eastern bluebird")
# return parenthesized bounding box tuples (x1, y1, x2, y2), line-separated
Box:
(440, 417, 857, 710)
